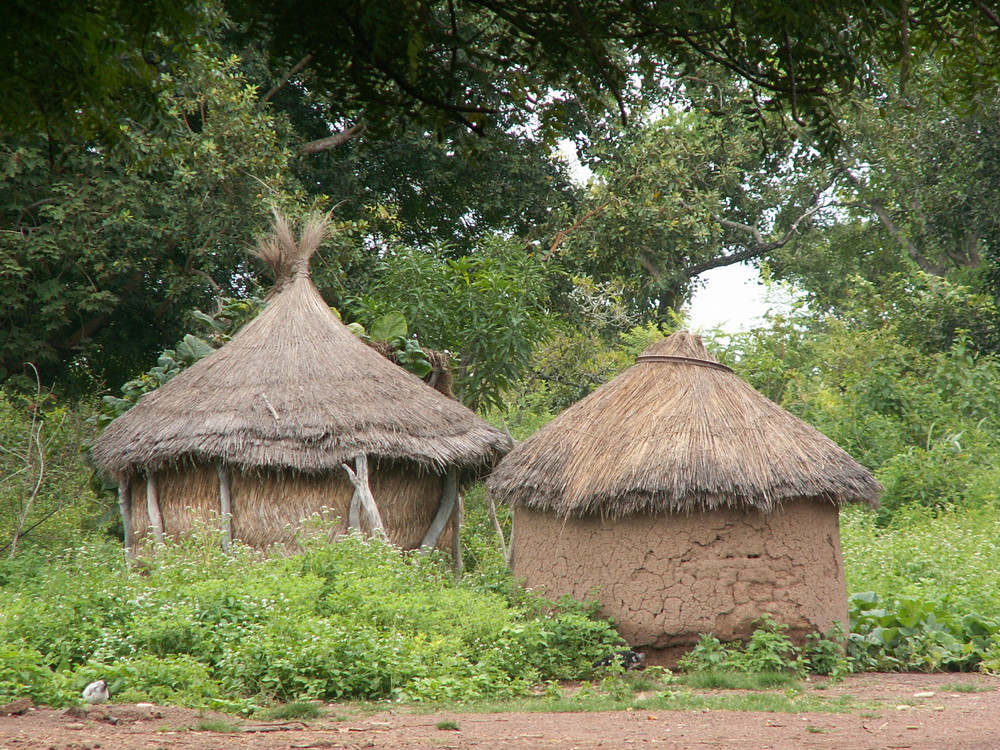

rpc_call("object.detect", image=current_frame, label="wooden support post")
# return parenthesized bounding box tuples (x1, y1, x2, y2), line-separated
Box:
(342, 454, 384, 537)
(217, 464, 233, 552)
(451, 491, 464, 581)
(505, 522, 515, 569)
(347, 490, 361, 532)
(420, 469, 458, 550)
(118, 481, 135, 557)
(486, 492, 507, 561)
(145, 471, 165, 544)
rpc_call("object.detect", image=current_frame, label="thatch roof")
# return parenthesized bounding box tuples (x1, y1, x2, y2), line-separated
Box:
(487, 331, 881, 517)
(91, 215, 509, 480)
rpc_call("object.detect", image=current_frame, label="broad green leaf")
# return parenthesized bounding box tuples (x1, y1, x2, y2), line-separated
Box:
(370, 312, 408, 342)
(175, 335, 216, 365)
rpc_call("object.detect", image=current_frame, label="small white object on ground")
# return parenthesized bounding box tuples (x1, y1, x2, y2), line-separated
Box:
(82, 679, 109, 704)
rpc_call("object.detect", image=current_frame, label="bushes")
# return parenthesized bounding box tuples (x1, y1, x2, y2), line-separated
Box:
(848, 592, 999, 673)
(841, 505, 1000, 673)
(676, 616, 851, 678)
(0, 533, 623, 707)
(0, 390, 105, 555)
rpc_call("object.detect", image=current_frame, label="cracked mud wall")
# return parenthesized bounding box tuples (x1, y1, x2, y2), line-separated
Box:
(512, 500, 847, 658)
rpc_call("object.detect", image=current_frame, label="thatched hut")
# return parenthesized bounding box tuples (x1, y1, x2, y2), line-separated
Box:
(92, 215, 509, 554)
(487, 331, 880, 662)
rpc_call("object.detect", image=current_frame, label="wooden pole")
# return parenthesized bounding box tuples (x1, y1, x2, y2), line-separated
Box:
(452, 490, 464, 580)
(145, 471, 165, 544)
(486, 492, 507, 561)
(342, 455, 384, 536)
(347, 490, 361, 532)
(217, 463, 233, 552)
(420, 469, 458, 550)
(118, 480, 135, 557)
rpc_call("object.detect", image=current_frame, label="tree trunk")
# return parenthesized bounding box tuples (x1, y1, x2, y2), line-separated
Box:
(118, 481, 135, 556)
(342, 454, 385, 537)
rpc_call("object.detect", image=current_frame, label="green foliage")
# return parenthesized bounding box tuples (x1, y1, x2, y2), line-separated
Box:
(351, 238, 552, 409)
(349, 312, 433, 379)
(715, 302, 1000, 522)
(847, 592, 999, 673)
(93, 334, 217, 429)
(557, 101, 829, 323)
(0, 641, 64, 705)
(0, 391, 104, 555)
(676, 617, 849, 678)
(0, 532, 622, 707)
(0, 0, 220, 143)
(0, 47, 302, 392)
(842, 505, 1000, 673)
(843, 505, 1000, 625)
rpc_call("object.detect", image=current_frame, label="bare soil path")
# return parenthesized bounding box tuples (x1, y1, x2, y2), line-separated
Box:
(1, 673, 997, 750)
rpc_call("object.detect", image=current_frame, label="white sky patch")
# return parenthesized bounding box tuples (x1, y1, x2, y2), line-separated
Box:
(686, 263, 769, 332)
(687, 263, 803, 333)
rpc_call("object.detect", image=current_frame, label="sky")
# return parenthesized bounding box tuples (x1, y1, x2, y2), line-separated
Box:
(686, 263, 770, 333)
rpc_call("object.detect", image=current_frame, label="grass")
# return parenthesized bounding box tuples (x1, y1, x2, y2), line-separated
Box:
(436, 720, 461, 730)
(441, 684, 866, 715)
(194, 719, 241, 732)
(940, 682, 994, 693)
(254, 701, 323, 720)
(678, 670, 800, 691)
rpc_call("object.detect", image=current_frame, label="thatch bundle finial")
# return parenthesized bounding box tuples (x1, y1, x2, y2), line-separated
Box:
(255, 211, 330, 297)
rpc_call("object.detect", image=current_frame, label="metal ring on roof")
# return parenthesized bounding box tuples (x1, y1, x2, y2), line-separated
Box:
(635, 354, 734, 373)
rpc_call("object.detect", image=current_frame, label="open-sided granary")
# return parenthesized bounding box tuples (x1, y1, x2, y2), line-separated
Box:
(91, 215, 509, 555)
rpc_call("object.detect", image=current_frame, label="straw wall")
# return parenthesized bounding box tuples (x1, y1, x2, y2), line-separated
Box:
(512, 499, 847, 664)
(127, 459, 447, 552)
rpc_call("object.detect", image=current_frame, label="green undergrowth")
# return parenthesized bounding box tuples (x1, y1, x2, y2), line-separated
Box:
(842, 505, 1000, 672)
(0, 528, 624, 710)
(4, 501, 1000, 713)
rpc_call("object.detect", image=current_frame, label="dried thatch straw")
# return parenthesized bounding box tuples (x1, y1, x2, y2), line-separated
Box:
(487, 331, 881, 517)
(91, 213, 509, 481)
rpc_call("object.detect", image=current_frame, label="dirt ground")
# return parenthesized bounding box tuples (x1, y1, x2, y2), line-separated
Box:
(1, 672, 998, 750)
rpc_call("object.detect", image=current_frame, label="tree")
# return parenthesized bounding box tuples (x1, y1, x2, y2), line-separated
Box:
(232, 0, 1000, 144)
(0, 51, 305, 391)
(349, 237, 552, 409)
(547, 88, 833, 324)
(766, 63, 1000, 354)
(1, 0, 220, 143)
(11, 1, 1000, 147)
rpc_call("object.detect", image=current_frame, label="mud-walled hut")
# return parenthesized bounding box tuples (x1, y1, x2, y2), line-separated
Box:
(91, 215, 510, 555)
(486, 331, 880, 663)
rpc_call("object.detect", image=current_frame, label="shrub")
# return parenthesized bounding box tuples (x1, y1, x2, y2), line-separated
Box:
(677, 617, 849, 678)
(0, 531, 624, 706)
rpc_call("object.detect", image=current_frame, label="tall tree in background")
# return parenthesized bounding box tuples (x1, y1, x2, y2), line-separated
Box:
(4, 0, 1000, 392)
(0, 51, 305, 391)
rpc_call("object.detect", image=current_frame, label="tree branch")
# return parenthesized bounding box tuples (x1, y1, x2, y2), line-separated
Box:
(841, 165, 947, 275)
(299, 121, 367, 155)
(971, 0, 1000, 27)
(682, 198, 824, 278)
(545, 173, 640, 260)
(261, 54, 314, 103)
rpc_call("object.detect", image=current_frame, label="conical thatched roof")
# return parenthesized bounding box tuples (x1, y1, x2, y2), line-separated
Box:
(92, 216, 509, 480)
(487, 331, 881, 517)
